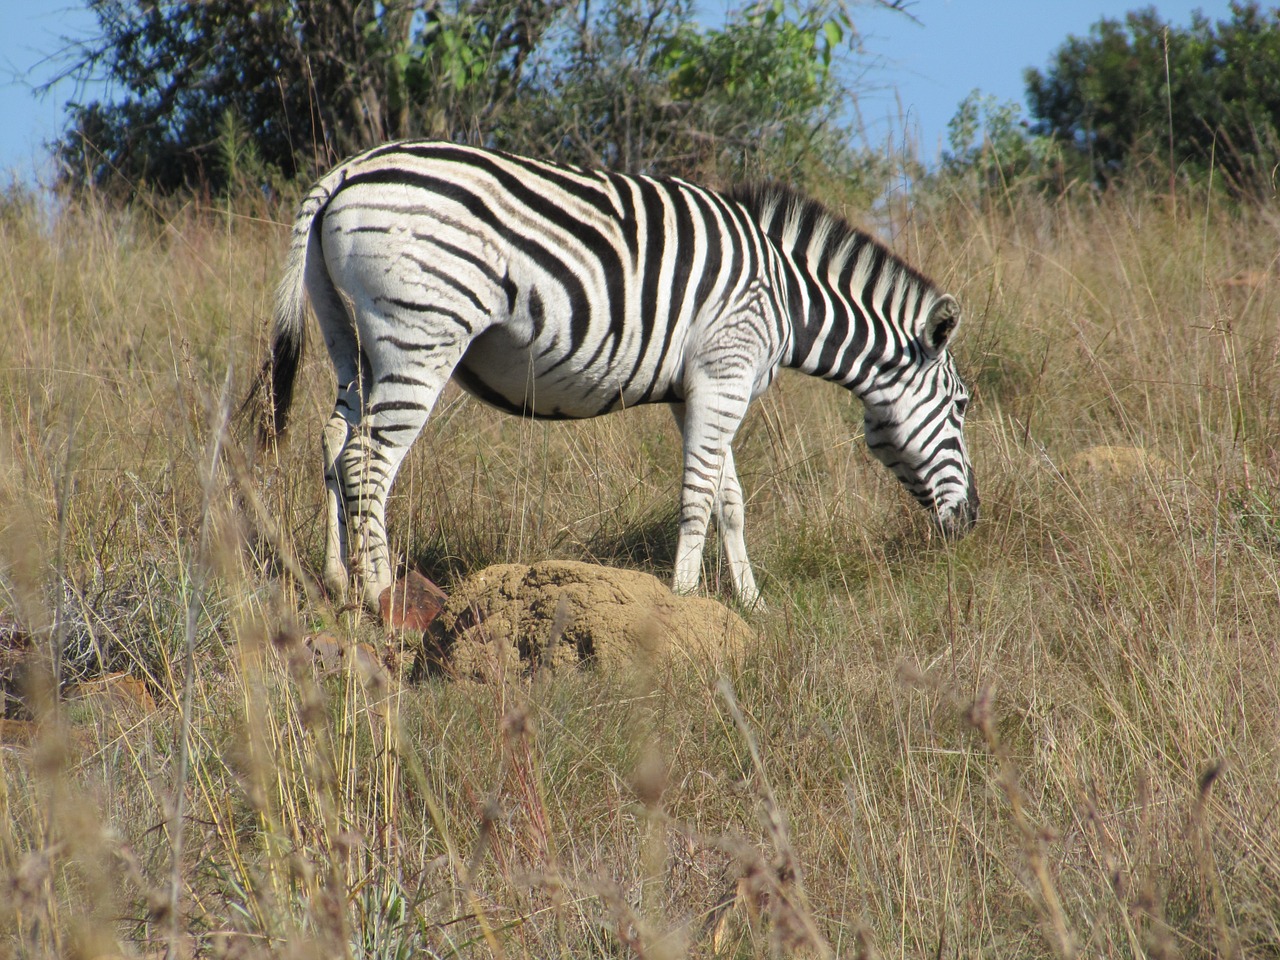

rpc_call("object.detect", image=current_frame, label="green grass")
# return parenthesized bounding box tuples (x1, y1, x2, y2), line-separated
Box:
(2, 178, 1279, 958)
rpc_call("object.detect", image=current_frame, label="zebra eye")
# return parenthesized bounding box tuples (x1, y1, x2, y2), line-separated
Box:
(955, 396, 969, 417)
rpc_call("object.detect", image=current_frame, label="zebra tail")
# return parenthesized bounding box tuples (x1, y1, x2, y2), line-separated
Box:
(263, 220, 309, 443)
(249, 182, 332, 448)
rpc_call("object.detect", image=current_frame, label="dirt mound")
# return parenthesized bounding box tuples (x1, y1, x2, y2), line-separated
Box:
(419, 561, 755, 679)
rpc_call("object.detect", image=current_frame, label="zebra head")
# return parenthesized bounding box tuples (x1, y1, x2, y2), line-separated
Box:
(862, 294, 978, 539)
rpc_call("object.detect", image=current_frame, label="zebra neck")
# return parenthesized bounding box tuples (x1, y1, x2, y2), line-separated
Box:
(728, 181, 934, 399)
(779, 249, 915, 397)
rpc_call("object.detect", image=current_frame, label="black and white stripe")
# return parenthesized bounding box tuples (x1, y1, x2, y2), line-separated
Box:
(259, 141, 978, 610)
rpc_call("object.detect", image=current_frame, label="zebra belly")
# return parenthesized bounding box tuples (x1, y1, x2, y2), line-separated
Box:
(454, 327, 674, 419)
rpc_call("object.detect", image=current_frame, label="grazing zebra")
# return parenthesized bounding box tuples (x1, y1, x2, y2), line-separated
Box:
(257, 141, 978, 612)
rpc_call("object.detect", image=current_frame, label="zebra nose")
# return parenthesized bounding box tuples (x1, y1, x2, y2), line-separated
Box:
(938, 484, 979, 539)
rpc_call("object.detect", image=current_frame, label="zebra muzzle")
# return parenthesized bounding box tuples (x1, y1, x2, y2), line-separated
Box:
(937, 483, 979, 539)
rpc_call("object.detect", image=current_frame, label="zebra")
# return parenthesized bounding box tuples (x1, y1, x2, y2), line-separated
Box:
(256, 141, 978, 612)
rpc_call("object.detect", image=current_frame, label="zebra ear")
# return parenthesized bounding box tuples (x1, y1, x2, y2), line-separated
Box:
(923, 295, 961, 356)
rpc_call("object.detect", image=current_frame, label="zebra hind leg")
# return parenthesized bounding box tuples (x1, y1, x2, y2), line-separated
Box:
(321, 400, 353, 603)
(310, 247, 364, 606)
(336, 338, 471, 614)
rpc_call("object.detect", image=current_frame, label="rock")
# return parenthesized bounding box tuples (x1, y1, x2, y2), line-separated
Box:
(0, 718, 37, 747)
(380, 571, 448, 633)
(67, 673, 158, 719)
(0, 612, 33, 716)
(0, 717, 97, 759)
(304, 633, 389, 687)
(305, 633, 345, 673)
(1065, 445, 1175, 483)
(1218, 269, 1271, 291)
(419, 560, 755, 680)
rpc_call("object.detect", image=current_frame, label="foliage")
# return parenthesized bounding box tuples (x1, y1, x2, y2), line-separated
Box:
(522, 0, 866, 184)
(1025, 1, 1280, 196)
(52, 0, 898, 197)
(652, 0, 856, 180)
(54, 0, 566, 197)
(940, 89, 1063, 195)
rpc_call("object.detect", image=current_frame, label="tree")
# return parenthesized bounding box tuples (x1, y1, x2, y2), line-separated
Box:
(51, 0, 907, 198)
(535, 0, 864, 183)
(1025, 2, 1280, 196)
(942, 90, 1060, 193)
(54, 0, 570, 196)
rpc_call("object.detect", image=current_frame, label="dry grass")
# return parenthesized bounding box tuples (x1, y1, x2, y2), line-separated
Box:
(2, 176, 1279, 959)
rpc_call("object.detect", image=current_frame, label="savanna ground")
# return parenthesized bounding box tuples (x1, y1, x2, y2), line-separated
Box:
(1, 172, 1279, 959)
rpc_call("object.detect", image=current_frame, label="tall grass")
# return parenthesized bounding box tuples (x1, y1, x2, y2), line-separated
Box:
(2, 174, 1278, 958)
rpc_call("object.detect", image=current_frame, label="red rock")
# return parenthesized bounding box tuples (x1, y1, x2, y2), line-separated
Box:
(379, 572, 447, 633)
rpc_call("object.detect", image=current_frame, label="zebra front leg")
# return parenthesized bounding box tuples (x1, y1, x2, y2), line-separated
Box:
(671, 402, 760, 606)
(673, 506, 712, 598)
(672, 388, 750, 599)
(671, 402, 711, 596)
(674, 448, 762, 607)
(715, 448, 762, 608)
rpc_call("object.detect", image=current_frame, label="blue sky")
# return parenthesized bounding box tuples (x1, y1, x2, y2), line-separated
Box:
(850, 0, 1238, 158)
(0, 1, 1242, 184)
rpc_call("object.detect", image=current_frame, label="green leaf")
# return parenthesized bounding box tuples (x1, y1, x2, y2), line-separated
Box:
(822, 19, 843, 50)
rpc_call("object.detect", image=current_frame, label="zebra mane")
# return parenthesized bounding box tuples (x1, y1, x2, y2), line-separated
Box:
(728, 182, 935, 296)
